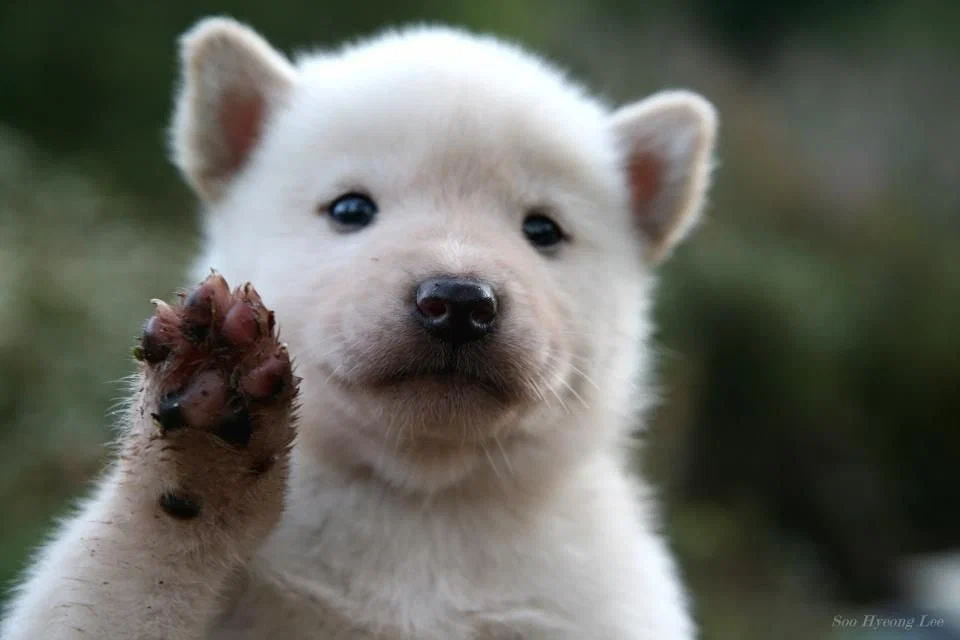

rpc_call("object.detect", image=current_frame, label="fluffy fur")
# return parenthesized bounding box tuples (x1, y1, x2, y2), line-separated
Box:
(1, 17, 717, 639)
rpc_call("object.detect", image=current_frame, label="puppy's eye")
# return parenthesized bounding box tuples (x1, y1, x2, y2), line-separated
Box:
(327, 193, 378, 229)
(522, 213, 566, 249)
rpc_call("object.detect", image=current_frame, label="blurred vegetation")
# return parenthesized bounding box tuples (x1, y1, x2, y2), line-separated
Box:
(1, 1, 958, 638)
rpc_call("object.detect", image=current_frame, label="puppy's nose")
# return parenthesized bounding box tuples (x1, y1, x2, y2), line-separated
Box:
(415, 277, 498, 344)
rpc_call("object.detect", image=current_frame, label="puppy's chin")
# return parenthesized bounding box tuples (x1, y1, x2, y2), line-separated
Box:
(312, 417, 500, 494)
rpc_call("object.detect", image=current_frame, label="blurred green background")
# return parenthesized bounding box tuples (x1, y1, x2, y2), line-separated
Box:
(1, 1, 958, 638)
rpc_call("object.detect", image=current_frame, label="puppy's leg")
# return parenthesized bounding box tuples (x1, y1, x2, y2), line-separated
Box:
(1, 273, 298, 640)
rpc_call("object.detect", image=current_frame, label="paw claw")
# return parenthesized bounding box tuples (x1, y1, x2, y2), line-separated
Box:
(151, 298, 175, 314)
(239, 282, 264, 308)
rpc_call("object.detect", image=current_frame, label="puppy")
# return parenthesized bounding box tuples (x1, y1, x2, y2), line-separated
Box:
(1, 17, 717, 639)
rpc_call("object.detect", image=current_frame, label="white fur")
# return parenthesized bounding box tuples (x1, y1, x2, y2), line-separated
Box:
(2, 17, 717, 639)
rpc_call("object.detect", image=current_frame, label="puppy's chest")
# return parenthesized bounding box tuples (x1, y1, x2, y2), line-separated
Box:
(255, 501, 570, 638)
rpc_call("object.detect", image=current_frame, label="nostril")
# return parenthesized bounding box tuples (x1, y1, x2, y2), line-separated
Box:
(469, 300, 497, 326)
(417, 296, 449, 320)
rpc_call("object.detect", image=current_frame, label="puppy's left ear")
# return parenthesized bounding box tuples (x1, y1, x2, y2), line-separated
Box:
(611, 90, 718, 264)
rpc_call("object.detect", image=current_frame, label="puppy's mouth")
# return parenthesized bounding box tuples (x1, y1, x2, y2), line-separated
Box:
(327, 342, 522, 404)
(379, 363, 508, 397)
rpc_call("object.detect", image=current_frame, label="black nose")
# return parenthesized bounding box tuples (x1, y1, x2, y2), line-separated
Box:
(415, 277, 498, 344)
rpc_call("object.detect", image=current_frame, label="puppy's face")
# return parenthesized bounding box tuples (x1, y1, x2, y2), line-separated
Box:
(172, 21, 717, 491)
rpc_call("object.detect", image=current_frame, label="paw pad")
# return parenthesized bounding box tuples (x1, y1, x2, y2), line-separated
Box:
(134, 271, 298, 523)
(159, 491, 202, 520)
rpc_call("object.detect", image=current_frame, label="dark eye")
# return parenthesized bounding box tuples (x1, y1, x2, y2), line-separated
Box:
(327, 193, 378, 229)
(522, 212, 566, 249)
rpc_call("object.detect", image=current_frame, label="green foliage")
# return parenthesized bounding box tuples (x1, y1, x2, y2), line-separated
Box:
(0, 128, 195, 594)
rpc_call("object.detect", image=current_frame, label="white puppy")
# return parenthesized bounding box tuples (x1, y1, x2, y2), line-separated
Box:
(1, 17, 717, 640)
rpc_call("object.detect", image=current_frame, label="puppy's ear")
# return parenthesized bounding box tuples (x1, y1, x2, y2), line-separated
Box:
(170, 17, 296, 202)
(611, 91, 718, 264)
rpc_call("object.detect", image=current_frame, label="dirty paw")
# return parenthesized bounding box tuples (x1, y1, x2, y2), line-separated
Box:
(130, 272, 299, 526)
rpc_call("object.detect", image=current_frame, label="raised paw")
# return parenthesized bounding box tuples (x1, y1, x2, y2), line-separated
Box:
(128, 272, 299, 532)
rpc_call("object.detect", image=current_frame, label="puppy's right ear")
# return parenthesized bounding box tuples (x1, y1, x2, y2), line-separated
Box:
(170, 17, 296, 203)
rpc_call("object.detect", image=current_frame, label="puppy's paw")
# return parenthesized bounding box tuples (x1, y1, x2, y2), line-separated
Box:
(126, 272, 299, 541)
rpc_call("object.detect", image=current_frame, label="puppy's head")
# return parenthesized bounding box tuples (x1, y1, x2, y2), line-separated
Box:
(171, 19, 717, 492)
